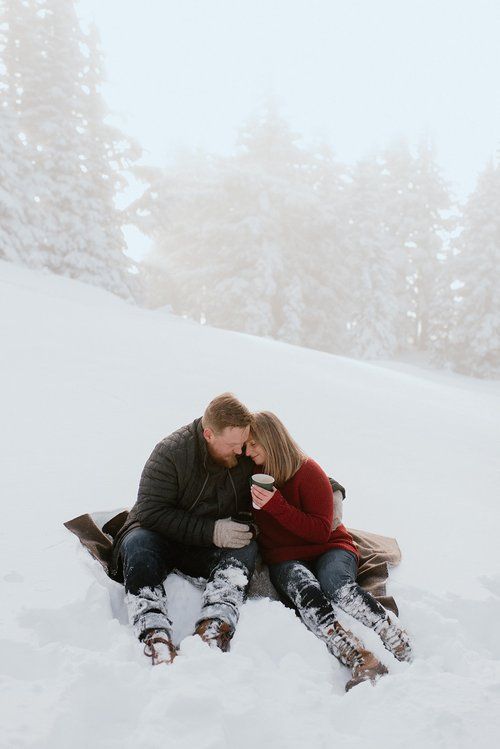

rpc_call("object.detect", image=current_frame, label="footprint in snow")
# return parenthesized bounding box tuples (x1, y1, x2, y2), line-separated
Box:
(4, 571, 24, 583)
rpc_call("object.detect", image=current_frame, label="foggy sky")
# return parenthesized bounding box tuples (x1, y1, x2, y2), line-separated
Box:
(78, 0, 500, 200)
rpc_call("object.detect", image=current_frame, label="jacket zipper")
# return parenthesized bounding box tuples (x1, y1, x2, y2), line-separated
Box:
(187, 463, 238, 515)
(228, 471, 238, 514)
(186, 473, 209, 513)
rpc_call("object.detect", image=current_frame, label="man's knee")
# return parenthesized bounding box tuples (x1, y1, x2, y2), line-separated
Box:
(220, 539, 258, 577)
(120, 528, 172, 594)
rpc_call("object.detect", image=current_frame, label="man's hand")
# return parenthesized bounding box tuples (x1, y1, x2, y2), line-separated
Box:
(213, 519, 253, 548)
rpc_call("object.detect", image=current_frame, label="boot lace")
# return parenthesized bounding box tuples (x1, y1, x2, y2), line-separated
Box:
(196, 618, 233, 651)
(326, 621, 364, 667)
(143, 630, 176, 664)
(376, 621, 412, 660)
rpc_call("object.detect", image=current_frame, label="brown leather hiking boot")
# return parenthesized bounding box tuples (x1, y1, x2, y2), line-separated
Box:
(194, 618, 233, 652)
(377, 621, 413, 662)
(345, 649, 388, 691)
(323, 620, 388, 691)
(333, 581, 413, 663)
(142, 629, 177, 665)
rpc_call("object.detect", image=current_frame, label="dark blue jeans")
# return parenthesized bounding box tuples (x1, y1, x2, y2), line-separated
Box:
(120, 528, 258, 635)
(270, 547, 357, 598)
(269, 548, 376, 633)
(120, 527, 256, 594)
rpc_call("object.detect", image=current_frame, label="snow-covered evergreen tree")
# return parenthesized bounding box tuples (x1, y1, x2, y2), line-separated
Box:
(295, 142, 349, 355)
(381, 139, 452, 351)
(339, 156, 402, 358)
(1, 0, 139, 298)
(436, 163, 500, 377)
(130, 109, 472, 371)
(233, 111, 335, 346)
(0, 101, 37, 263)
(133, 148, 292, 338)
(0, 0, 36, 262)
(132, 108, 347, 350)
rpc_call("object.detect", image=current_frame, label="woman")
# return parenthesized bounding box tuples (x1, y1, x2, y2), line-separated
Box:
(246, 411, 412, 691)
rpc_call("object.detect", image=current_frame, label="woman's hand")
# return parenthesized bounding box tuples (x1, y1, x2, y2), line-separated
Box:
(251, 484, 276, 509)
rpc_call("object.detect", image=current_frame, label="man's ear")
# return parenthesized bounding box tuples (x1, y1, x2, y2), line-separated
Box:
(203, 427, 214, 442)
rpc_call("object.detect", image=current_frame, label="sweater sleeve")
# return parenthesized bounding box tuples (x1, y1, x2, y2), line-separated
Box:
(262, 463, 333, 543)
(134, 442, 215, 547)
(328, 476, 346, 499)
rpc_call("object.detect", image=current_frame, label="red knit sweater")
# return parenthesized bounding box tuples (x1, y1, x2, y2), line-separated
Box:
(254, 458, 359, 565)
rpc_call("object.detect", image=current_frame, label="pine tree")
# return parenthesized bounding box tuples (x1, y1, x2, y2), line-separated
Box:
(223, 108, 323, 345)
(1, 0, 139, 298)
(0, 101, 37, 263)
(381, 139, 452, 352)
(75, 19, 141, 297)
(440, 163, 500, 377)
(341, 156, 401, 358)
(132, 108, 344, 348)
(0, 0, 38, 263)
(294, 142, 349, 355)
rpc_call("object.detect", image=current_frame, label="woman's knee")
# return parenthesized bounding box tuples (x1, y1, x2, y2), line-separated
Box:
(269, 561, 320, 603)
(269, 561, 334, 624)
(316, 549, 357, 598)
(269, 560, 303, 591)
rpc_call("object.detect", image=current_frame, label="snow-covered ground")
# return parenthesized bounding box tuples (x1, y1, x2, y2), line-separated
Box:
(1, 259, 499, 749)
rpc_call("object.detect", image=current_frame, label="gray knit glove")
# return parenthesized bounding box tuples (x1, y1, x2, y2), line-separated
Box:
(332, 490, 344, 530)
(213, 519, 253, 548)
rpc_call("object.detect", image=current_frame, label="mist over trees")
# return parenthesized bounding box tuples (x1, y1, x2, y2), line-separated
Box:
(430, 163, 500, 377)
(0, 1, 498, 378)
(130, 110, 499, 378)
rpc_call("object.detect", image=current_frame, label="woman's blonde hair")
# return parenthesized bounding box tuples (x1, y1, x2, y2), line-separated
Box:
(250, 411, 307, 486)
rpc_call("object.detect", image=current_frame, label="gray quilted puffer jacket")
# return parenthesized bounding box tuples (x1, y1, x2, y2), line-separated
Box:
(111, 418, 255, 576)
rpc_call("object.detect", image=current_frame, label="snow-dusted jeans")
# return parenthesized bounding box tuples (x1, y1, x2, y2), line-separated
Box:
(120, 527, 258, 639)
(269, 548, 386, 636)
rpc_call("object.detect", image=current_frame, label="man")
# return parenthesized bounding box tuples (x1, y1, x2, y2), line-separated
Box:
(111, 393, 257, 664)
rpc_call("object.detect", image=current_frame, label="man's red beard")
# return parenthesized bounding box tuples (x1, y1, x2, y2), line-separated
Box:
(207, 446, 238, 468)
(217, 454, 238, 468)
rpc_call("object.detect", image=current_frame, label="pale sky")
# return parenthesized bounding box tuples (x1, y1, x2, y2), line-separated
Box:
(77, 0, 500, 255)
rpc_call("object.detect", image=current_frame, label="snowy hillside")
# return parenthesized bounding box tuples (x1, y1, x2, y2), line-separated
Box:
(1, 260, 499, 749)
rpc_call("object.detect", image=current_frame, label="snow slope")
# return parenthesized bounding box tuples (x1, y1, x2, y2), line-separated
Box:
(1, 260, 499, 749)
